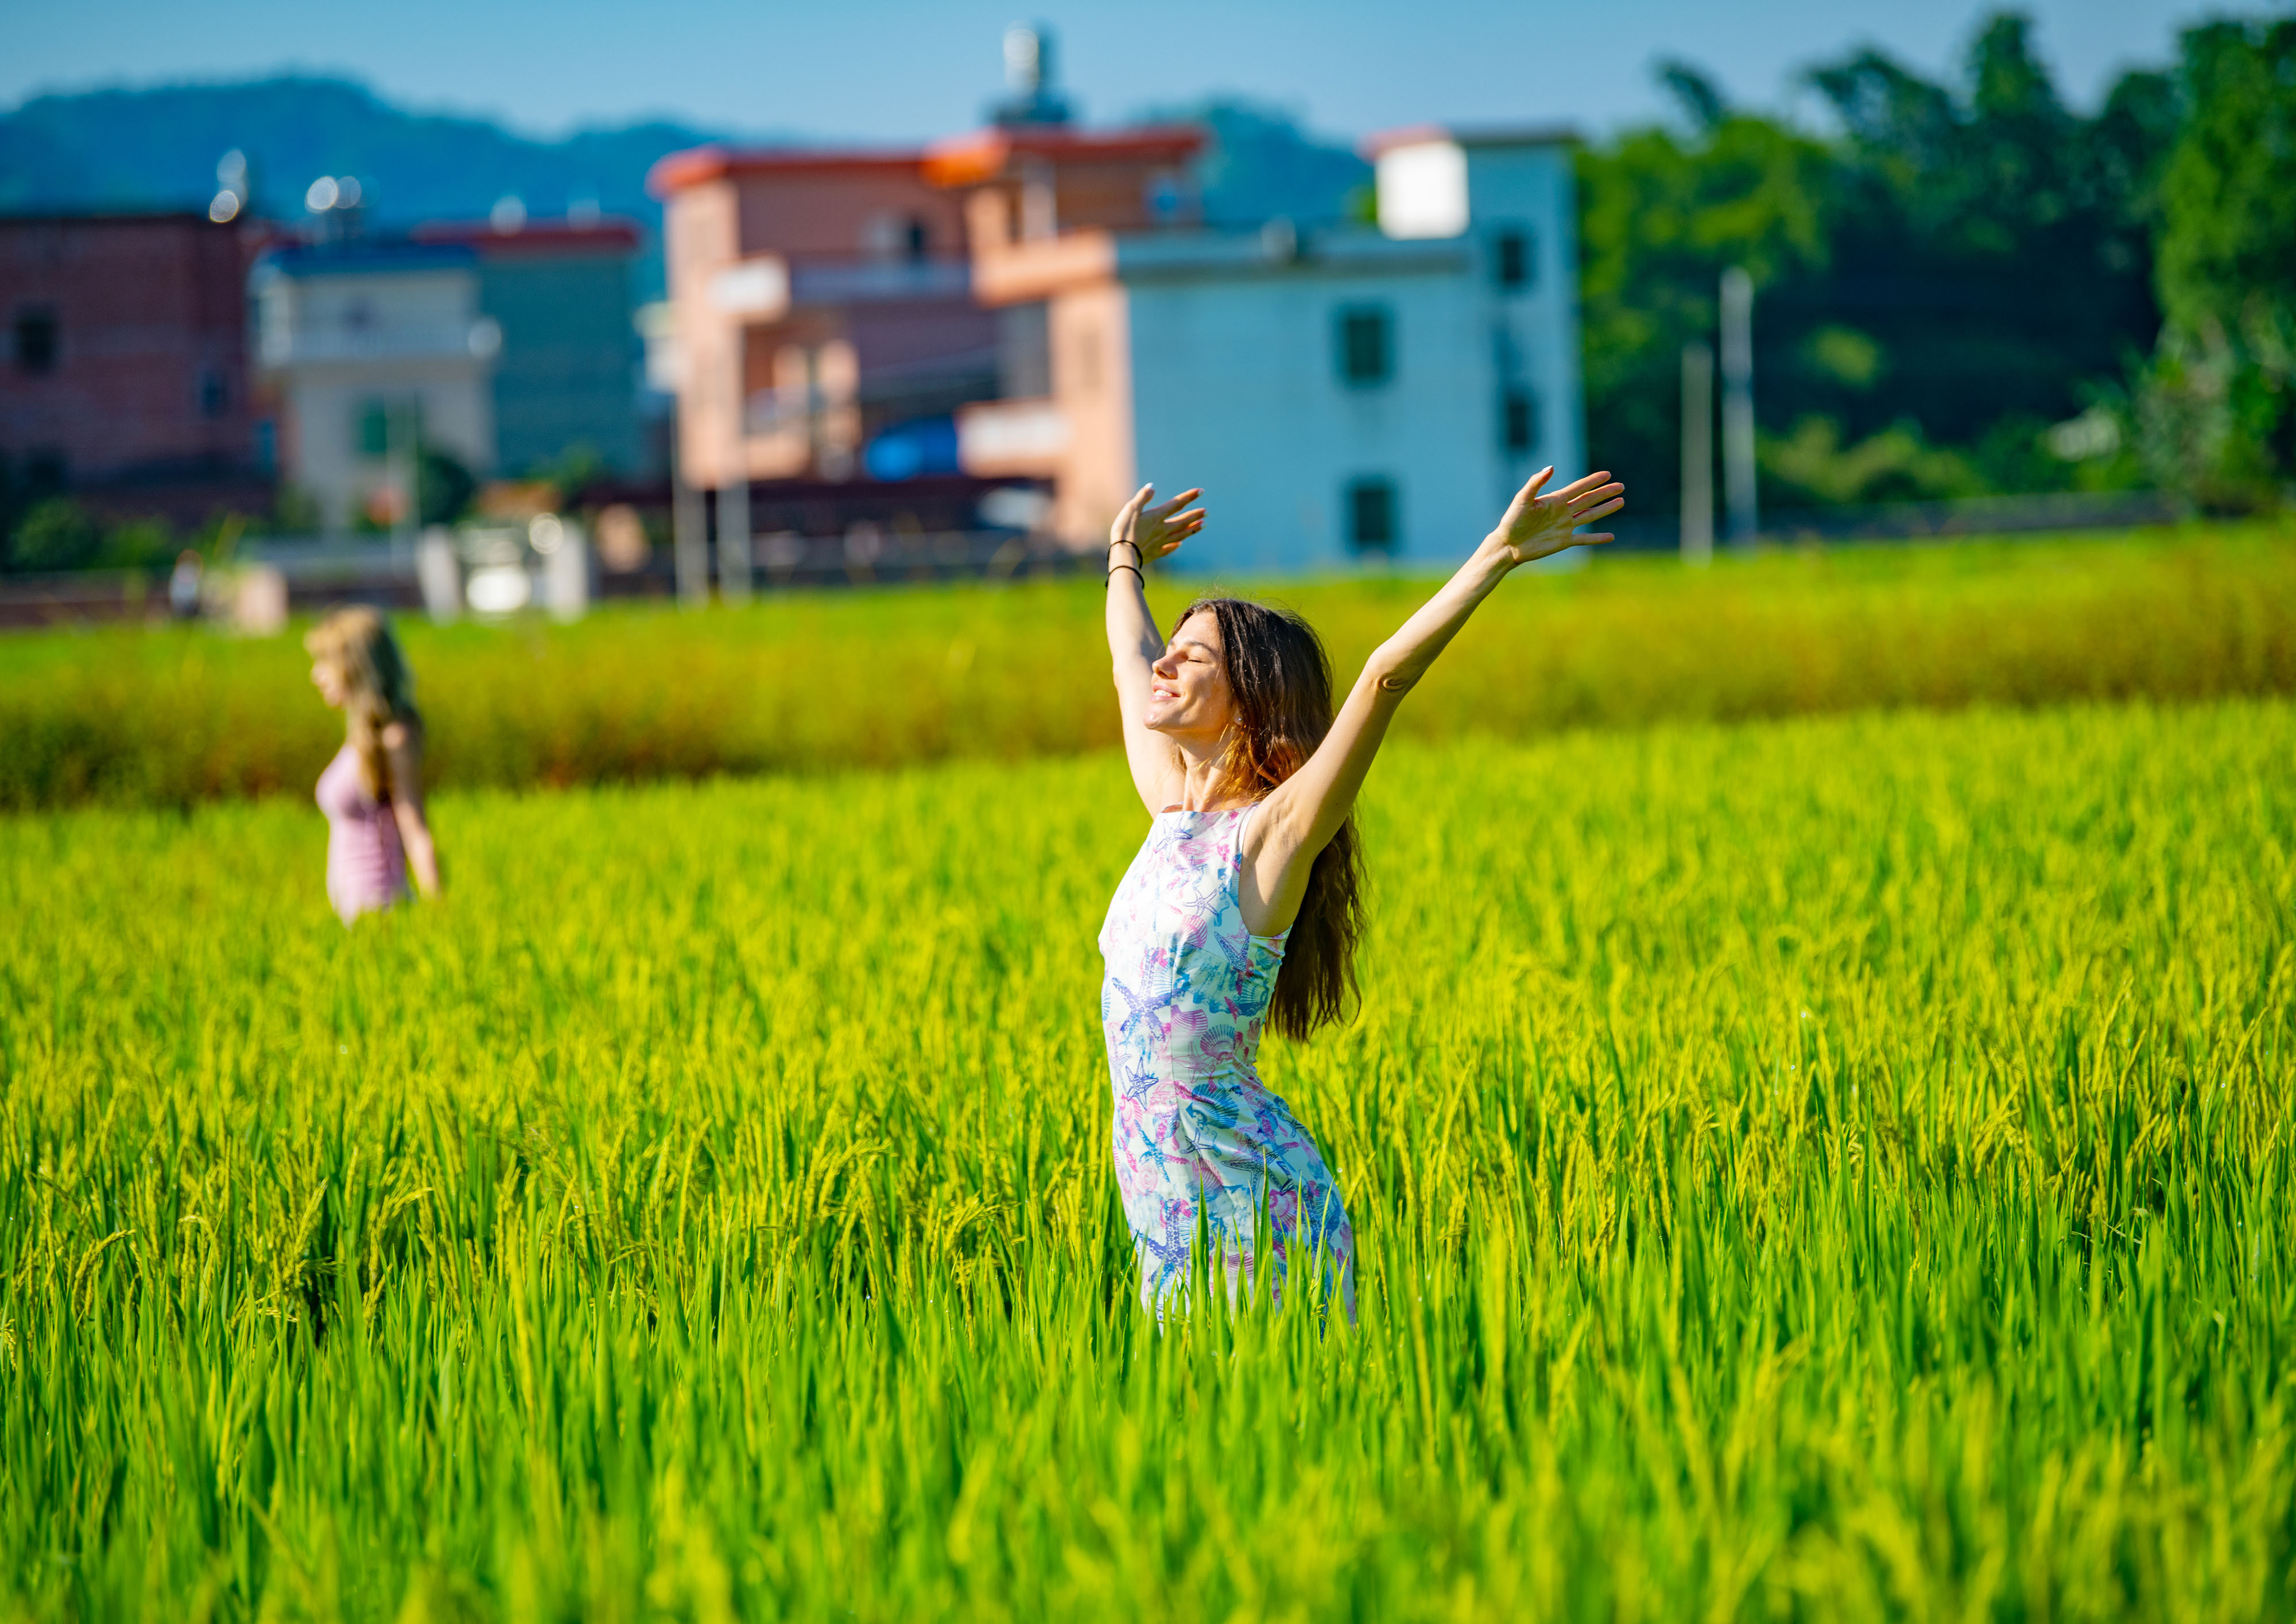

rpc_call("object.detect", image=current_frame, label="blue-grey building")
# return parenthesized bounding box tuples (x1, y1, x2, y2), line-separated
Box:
(412, 219, 646, 478)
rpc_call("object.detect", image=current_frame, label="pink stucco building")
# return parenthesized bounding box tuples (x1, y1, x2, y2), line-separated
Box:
(650, 30, 1583, 576)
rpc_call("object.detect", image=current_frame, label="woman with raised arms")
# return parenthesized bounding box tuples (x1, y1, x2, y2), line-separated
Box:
(1097, 465, 1625, 1318)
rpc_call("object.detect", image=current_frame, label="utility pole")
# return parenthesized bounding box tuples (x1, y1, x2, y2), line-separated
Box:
(1680, 340, 1714, 565)
(670, 405, 708, 608)
(718, 347, 752, 604)
(384, 398, 420, 569)
(1719, 267, 1758, 549)
(718, 479, 751, 604)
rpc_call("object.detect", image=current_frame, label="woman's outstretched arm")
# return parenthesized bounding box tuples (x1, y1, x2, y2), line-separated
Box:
(1106, 481, 1205, 811)
(1240, 465, 1624, 932)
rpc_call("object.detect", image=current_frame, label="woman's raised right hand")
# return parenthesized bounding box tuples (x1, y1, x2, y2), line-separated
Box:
(1111, 483, 1206, 565)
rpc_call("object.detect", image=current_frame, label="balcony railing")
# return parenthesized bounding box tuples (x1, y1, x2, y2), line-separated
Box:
(789, 259, 971, 305)
(956, 398, 1069, 475)
(259, 318, 501, 368)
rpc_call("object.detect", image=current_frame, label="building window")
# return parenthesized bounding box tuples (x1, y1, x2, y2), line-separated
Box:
(14, 308, 58, 375)
(199, 367, 229, 418)
(1347, 476, 1398, 553)
(1502, 386, 1538, 455)
(1336, 305, 1393, 387)
(254, 419, 277, 473)
(23, 449, 68, 498)
(867, 212, 931, 263)
(997, 303, 1051, 399)
(1146, 170, 1185, 223)
(1494, 227, 1534, 293)
(356, 398, 422, 459)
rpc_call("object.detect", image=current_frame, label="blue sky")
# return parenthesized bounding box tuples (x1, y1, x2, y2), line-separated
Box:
(4, 0, 2238, 142)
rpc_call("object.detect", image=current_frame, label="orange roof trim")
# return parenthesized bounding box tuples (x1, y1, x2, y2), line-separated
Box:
(648, 144, 928, 198)
(921, 124, 1207, 188)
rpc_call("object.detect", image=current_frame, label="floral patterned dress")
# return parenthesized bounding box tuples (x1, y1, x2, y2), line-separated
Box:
(1099, 803, 1356, 1318)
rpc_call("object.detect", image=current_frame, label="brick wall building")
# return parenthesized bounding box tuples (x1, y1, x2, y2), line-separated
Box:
(0, 212, 269, 521)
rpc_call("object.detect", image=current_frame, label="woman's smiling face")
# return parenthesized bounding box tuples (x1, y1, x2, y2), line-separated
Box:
(1144, 609, 1237, 743)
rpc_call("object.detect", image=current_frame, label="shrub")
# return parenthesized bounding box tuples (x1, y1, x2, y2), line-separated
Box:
(5, 498, 100, 573)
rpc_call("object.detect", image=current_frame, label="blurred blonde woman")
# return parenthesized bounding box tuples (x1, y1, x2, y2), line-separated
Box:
(305, 607, 440, 923)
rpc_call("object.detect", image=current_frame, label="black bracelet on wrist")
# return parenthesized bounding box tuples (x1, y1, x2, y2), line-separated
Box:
(1108, 561, 1143, 581)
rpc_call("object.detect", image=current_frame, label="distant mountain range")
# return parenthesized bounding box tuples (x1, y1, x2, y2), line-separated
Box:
(0, 77, 731, 233)
(0, 76, 1370, 298)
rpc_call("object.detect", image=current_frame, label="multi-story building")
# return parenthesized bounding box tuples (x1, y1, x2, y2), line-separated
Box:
(651, 32, 1584, 575)
(650, 122, 1203, 549)
(649, 145, 994, 494)
(650, 18, 1205, 565)
(251, 237, 499, 531)
(253, 217, 646, 531)
(410, 219, 646, 478)
(949, 123, 1585, 569)
(0, 211, 267, 521)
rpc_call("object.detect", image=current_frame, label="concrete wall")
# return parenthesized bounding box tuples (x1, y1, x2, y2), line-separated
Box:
(730, 165, 970, 265)
(1120, 139, 1584, 579)
(1460, 142, 1586, 514)
(478, 251, 643, 477)
(277, 361, 493, 530)
(269, 266, 481, 355)
(663, 180, 743, 487)
(1123, 246, 1498, 576)
(256, 261, 493, 530)
(665, 163, 994, 488)
(1044, 281, 1135, 539)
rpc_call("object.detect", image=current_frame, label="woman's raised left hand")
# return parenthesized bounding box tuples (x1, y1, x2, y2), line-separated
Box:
(1480, 467, 1626, 568)
(1111, 483, 1207, 565)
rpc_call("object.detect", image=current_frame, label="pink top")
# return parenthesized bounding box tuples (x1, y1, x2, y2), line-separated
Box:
(316, 743, 406, 924)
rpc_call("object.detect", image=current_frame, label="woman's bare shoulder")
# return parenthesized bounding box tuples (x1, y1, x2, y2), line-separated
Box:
(380, 718, 421, 752)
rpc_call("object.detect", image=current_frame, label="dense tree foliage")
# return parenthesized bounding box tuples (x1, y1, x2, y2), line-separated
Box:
(2139, 18, 2296, 507)
(1577, 92, 1836, 516)
(1580, 13, 2203, 516)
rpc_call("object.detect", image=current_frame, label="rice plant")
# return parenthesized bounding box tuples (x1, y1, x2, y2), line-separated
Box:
(2, 523, 2291, 813)
(2, 697, 2292, 1620)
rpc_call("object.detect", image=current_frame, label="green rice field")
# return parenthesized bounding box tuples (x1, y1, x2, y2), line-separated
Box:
(5, 691, 2293, 1619)
(5, 525, 2292, 812)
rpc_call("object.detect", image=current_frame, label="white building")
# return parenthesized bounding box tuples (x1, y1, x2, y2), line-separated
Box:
(950, 123, 1584, 572)
(251, 241, 501, 531)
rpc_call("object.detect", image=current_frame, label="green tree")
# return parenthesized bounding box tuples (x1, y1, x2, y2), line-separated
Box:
(94, 516, 176, 571)
(532, 442, 607, 511)
(1577, 76, 1833, 519)
(1794, 15, 2166, 459)
(6, 499, 100, 572)
(1578, 14, 2179, 520)
(418, 449, 476, 526)
(2140, 18, 2296, 508)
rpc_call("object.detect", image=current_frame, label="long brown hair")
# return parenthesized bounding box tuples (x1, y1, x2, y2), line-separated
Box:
(305, 606, 421, 801)
(1182, 596, 1364, 1040)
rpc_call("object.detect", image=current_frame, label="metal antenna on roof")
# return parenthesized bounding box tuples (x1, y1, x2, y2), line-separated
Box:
(1004, 22, 1044, 93)
(994, 22, 1073, 126)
